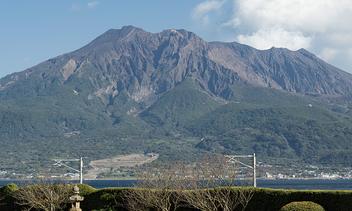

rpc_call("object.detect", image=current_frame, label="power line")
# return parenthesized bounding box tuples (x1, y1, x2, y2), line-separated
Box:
(52, 157, 83, 184)
(226, 153, 256, 187)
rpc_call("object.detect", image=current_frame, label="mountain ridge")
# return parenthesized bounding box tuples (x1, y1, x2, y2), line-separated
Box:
(0, 26, 352, 174)
(1, 26, 351, 102)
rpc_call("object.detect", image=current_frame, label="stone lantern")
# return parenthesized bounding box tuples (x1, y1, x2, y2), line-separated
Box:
(69, 185, 84, 211)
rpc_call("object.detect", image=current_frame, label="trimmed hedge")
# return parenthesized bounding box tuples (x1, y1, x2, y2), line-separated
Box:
(79, 187, 352, 211)
(244, 188, 352, 211)
(280, 201, 325, 211)
(1, 184, 352, 211)
(0, 183, 19, 211)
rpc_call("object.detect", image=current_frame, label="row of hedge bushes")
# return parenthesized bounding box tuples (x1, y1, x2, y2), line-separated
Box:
(280, 201, 325, 211)
(1, 183, 351, 211)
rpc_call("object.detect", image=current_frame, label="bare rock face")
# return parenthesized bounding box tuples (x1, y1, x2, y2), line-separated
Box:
(61, 59, 77, 81)
(208, 42, 352, 97)
(1, 25, 352, 104)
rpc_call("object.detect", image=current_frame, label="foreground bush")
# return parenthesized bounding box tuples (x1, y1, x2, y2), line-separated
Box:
(122, 157, 254, 211)
(0, 183, 95, 211)
(1, 184, 352, 211)
(280, 201, 325, 211)
(14, 184, 74, 211)
(81, 187, 352, 211)
(0, 183, 18, 210)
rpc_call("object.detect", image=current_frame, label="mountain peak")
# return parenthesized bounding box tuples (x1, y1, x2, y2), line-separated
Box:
(297, 48, 316, 57)
(118, 25, 145, 35)
(88, 25, 148, 45)
(2, 26, 352, 100)
(160, 28, 184, 36)
(157, 28, 205, 46)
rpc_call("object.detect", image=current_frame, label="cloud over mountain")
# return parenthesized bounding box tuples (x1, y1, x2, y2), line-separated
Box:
(192, 0, 225, 25)
(193, 0, 352, 72)
(237, 28, 312, 50)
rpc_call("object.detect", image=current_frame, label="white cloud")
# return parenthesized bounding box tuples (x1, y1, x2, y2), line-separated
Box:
(237, 28, 312, 50)
(192, 0, 352, 72)
(232, 0, 352, 34)
(326, 33, 352, 47)
(230, 0, 352, 48)
(222, 18, 240, 28)
(192, 0, 225, 25)
(319, 48, 338, 62)
(87, 1, 99, 9)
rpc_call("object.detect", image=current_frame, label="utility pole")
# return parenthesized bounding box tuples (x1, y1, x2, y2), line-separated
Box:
(53, 157, 84, 184)
(226, 153, 257, 187)
(253, 153, 256, 187)
(80, 157, 83, 185)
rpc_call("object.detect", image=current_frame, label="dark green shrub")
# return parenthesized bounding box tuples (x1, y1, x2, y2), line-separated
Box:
(81, 188, 128, 211)
(243, 188, 352, 211)
(77, 183, 96, 195)
(0, 183, 19, 211)
(0, 183, 18, 194)
(280, 201, 325, 211)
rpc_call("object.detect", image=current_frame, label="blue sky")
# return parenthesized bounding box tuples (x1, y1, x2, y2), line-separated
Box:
(1, 0, 351, 77)
(0, 0, 203, 77)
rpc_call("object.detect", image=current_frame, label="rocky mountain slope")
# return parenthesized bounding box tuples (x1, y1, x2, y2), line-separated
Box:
(1, 26, 352, 103)
(1, 26, 352, 173)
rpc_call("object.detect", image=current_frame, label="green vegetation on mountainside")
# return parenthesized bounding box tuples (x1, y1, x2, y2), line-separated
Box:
(0, 78, 352, 174)
(141, 79, 222, 130)
(187, 85, 352, 164)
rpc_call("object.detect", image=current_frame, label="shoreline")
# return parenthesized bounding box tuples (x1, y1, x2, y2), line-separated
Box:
(2, 178, 352, 190)
(1, 177, 352, 181)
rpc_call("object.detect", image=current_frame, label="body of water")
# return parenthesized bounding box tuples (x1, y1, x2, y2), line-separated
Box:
(1, 179, 352, 190)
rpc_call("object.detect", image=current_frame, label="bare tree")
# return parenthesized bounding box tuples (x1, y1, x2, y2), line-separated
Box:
(14, 183, 72, 211)
(124, 154, 253, 211)
(213, 187, 254, 211)
(180, 154, 254, 211)
(124, 162, 187, 211)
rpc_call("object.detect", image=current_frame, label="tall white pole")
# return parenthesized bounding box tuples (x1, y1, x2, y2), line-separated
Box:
(253, 153, 256, 187)
(79, 157, 83, 184)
